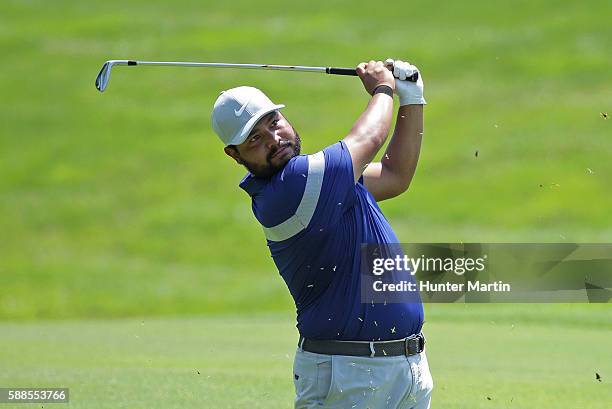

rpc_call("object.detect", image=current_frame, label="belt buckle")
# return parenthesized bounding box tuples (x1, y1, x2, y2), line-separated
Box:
(405, 334, 423, 356)
(404, 336, 416, 356)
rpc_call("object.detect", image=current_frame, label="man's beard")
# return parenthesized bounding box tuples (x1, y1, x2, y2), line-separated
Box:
(241, 131, 301, 178)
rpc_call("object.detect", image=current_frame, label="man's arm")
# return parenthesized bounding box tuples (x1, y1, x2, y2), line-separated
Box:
(363, 105, 424, 201)
(343, 60, 396, 183)
(363, 59, 426, 201)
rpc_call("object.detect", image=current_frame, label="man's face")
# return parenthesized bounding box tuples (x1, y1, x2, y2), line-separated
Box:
(224, 111, 301, 178)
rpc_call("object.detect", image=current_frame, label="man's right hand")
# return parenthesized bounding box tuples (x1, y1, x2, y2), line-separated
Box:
(356, 60, 395, 95)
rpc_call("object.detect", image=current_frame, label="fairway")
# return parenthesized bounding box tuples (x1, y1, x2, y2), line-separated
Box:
(2, 305, 610, 408)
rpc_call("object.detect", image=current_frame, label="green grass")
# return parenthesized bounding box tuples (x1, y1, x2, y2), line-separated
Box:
(1, 305, 610, 408)
(0, 0, 610, 319)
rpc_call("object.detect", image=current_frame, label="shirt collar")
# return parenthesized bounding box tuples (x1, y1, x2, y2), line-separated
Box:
(238, 172, 268, 197)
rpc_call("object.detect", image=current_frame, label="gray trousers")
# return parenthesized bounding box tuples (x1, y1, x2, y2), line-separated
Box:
(293, 348, 433, 409)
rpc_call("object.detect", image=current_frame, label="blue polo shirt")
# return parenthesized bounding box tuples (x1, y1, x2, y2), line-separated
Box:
(239, 141, 423, 341)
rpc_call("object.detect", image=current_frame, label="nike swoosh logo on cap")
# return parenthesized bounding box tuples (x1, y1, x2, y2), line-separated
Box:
(234, 98, 251, 117)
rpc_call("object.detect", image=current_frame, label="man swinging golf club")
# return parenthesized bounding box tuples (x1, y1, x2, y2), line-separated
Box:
(212, 58, 433, 409)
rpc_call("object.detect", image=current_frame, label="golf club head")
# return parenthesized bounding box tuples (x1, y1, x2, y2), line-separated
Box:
(95, 60, 129, 92)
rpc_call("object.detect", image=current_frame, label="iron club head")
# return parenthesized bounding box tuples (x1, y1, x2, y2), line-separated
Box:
(95, 60, 130, 92)
(95, 61, 112, 92)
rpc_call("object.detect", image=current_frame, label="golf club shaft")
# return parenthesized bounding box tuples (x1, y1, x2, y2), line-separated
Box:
(122, 60, 358, 76)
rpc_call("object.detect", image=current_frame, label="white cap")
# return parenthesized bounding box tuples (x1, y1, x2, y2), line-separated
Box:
(211, 86, 285, 146)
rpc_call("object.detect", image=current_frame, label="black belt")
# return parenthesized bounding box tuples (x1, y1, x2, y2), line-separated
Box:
(298, 333, 425, 358)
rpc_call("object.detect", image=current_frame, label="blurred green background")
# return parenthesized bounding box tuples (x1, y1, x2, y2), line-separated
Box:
(1, 0, 610, 319)
(0, 0, 610, 408)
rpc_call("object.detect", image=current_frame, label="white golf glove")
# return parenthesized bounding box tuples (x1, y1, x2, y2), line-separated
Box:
(385, 58, 426, 106)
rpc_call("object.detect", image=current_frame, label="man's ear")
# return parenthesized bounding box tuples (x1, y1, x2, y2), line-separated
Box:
(224, 146, 243, 165)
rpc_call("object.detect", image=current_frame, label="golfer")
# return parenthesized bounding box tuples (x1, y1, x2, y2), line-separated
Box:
(212, 59, 432, 409)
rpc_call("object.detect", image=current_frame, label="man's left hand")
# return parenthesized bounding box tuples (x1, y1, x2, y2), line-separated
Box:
(385, 59, 426, 106)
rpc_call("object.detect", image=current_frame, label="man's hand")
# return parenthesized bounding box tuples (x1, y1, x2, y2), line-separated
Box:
(356, 60, 396, 95)
(385, 59, 426, 105)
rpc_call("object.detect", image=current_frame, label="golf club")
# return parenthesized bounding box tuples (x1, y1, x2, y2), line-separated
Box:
(94, 60, 419, 92)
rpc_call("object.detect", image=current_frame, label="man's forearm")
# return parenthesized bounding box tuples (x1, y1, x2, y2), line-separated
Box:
(349, 93, 394, 148)
(344, 92, 395, 182)
(380, 104, 424, 190)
